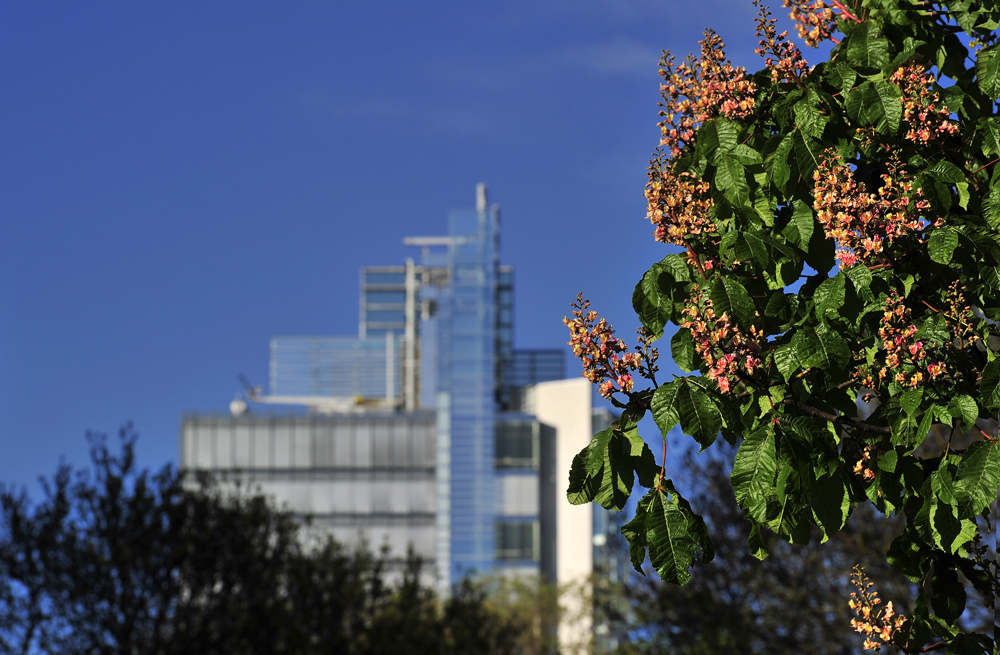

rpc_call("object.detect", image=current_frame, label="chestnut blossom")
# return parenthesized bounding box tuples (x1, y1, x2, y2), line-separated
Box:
(852, 446, 876, 481)
(645, 159, 716, 246)
(657, 30, 756, 158)
(755, 1, 811, 83)
(859, 291, 947, 389)
(849, 565, 907, 652)
(564, 294, 657, 399)
(812, 150, 928, 268)
(681, 286, 763, 394)
(890, 63, 960, 145)
(783, 0, 838, 47)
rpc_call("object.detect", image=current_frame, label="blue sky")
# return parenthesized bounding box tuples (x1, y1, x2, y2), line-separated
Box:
(1, 1, 799, 490)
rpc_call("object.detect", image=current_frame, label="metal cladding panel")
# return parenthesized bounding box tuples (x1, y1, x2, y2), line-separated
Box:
(179, 413, 437, 562)
(498, 473, 539, 516)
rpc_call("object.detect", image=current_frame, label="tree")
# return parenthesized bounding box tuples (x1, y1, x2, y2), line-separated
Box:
(605, 442, 915, 654)
(565, 0, 1000, 652)
(0, 427, 536, 655)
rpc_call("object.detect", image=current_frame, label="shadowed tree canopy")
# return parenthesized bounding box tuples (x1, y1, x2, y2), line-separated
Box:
(601, 442, 994, 654)
(0, 427, 534, 655)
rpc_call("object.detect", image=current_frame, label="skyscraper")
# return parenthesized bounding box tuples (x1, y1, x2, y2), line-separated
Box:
(180, 185, 620, 600)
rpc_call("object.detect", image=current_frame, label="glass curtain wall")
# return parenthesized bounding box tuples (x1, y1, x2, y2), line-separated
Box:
(436, 204, 498, 584)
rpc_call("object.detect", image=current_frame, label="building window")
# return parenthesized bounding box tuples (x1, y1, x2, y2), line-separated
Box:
(365, 271, 406, 286)
(495, 420, 536, 468)
(365, 290, 407, 305)
(495, 521, 538, 561)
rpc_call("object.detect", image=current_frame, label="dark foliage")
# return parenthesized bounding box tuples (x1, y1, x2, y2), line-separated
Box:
(0, 426, 528, 655)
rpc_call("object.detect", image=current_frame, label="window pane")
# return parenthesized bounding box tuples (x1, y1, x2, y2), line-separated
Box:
(495, 521, 538, 561)
(496, 420, 536, 468)
(365, 272, 405, 285)
(365, 290, 406, 305)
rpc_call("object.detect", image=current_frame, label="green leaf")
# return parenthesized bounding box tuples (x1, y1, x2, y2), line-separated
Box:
(926, 162, 968, 214)
(792, 129, 822, 178)
(930, 566, 967, 624)
(793, 94, 828, 139)
(620, 495, 650, 574)
(927, 160, 965, 184)
(697, 117, 738, 162)
(845, 81, 902, 135)
(729, 143, 762, 166)
(878, 449, 898, 473)
(928, 228, 959, 265)
(980, 117, 1000, 157)
(843, 21, 890, 68)
(782, 200, 814, 250)
(660, 253, 691, 282)
(957, 181, 970, 210)
(979, 358, 1000, 410)
(913, 405, 935, 453)
(954, 439, 1000, 519)
(825, 61, 857, 93)
(715, 154, 750, 207)
(747, 521, 770, 560)
(976, 44, 1000, 99)
(567, 423, 658, 511)
(633, 256, 686, 339)
(844, 265, 873, 303)
(675, 380, 722, 450)
(814, 273, 846, 319)
(651, 381, 682, 438)
(709, 277, 755, 327)
(770, 132, 794, 191)
(931, 467, 957, 505)
(671, 328, 696, 373)
(727, 232, 770, 268)
(794, 326, 850, 371)
(567, 447, 599, 505)
(644, 485, 711, 585)
(947, 395, 978, 430)
(982, 185, 1000, 230)
(888, 533, 928, 582)
(810, 469, 851, 540)
(773, 343, 800, 381)
(901, 388, 923, 416)
(731, 423, 777, 524)
(915, 479, 972, 554)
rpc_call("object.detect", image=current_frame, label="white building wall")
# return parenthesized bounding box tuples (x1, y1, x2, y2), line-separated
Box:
(529, 378, 593, 654)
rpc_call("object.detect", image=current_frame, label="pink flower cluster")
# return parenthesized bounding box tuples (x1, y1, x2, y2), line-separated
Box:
(645, 158, 716, 246)
(890, 63, 960, 144)
(859, 291, 946, 389)
(852, 445, 876, 481)
(783, 0, 839, 47)
(657, 30, 756, 158)
(754, 0, 811, 83)
(564, 295, 645, 399)
(812, 151, 929, 268)
(681, 287, 762, 394)
(849, 565, 907, 652)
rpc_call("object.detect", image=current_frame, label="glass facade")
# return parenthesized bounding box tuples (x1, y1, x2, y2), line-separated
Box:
(436, 205, 498, 582)
(270, 336, 401, 400)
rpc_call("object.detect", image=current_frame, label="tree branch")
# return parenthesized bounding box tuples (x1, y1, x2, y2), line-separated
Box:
(781, 398, 891, 434)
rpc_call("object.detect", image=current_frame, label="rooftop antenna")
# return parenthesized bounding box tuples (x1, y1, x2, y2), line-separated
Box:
(476, 183, 488, 213)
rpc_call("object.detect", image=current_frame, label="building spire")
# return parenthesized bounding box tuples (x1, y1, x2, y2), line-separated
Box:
(476, 183, 488, 213)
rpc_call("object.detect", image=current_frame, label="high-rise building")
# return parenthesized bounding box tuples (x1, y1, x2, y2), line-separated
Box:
(179, 185, 623, 610)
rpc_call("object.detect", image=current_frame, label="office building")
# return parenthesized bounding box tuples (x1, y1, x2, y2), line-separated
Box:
(180, 185, 623, 607)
